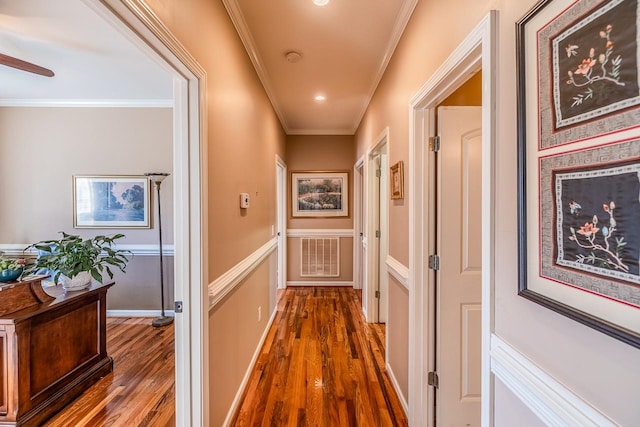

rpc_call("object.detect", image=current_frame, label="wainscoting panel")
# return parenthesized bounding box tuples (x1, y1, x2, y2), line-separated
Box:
(491, 335, 616, 427)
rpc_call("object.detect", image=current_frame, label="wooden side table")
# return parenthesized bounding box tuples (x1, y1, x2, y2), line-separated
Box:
(0, 276, 113, 426)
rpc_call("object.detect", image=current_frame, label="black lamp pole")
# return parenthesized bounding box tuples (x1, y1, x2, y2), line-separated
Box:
(145, 172, 173, 327)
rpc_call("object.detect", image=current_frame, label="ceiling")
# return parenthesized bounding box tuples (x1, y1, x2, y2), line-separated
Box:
(0, 0, 417, 134)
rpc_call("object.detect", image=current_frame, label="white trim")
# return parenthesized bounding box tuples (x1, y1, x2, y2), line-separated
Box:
(208, 238, 278, 309)
(286, 229, 354, 238)
(107, 309, 176, 317)
(276, 156, 288, 290)
(286, 281, 354, 287)
(0, 99, 174, 108)
(221, 0, 417, 135)
(386, 362, 409, 416)
(408, 12, 497, 427)
(96, 1, 209, 425)
(223, 305, 279, 427)
(0, 244, 175, 257)
(353, 157, 365, 290)
(385, 255, 409, 290)
(491, 335, 616, 427)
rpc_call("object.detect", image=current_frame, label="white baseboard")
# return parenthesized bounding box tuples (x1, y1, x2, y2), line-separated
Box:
(386, 362, 408, 416)
(286, 281, 354, 287)
(223, 305, 279, 427)
(107, 310, 175, 317)
(491, 335, 616, 427)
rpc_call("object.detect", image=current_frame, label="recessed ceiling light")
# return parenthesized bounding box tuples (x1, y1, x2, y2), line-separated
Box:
(313, 0, 329, 6)
(315, 95, 326, 102)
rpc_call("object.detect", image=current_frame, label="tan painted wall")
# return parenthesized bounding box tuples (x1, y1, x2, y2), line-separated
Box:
(0, 107, 174, 310)
(358, 0, 640, 425)
(286, 135, 355, 283)
(145, 0, 286, 423)
(387, 277, 409, 401)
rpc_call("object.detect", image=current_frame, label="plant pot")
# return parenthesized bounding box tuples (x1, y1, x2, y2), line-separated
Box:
(0, 267, 23, 283)
(61, 271, 92, 291)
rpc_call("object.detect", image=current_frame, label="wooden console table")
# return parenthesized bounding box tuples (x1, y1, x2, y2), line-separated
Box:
(0, 276, 113, 426)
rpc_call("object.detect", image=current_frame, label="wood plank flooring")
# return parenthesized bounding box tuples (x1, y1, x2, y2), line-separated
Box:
(43, 317, 175, 427)
(233, 287, 408, 427)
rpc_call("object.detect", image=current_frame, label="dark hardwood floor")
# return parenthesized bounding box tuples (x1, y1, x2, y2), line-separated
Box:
(232, 287, 408, 426)
(43, 317, 175, 427)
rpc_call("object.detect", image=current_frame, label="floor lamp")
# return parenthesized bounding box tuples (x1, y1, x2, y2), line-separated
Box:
(145, 172, 173, 327)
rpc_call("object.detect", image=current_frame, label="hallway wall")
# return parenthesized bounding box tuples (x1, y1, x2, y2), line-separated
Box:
(286, 135, 356, 285)
(357, 0, 640, 425)
(144, 0, 286, 425)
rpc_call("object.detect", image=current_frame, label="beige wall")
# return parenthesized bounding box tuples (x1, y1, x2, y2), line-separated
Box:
(387, 277, 409, 401)
(0, 107, 174, 310)
(286, 135, 355, 283)
(145, 0, 286, 423)
(358, 0, 640, 425)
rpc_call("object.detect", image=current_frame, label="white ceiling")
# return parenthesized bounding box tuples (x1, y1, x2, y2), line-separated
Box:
(0, 0, 417, 134)
(0, 0, 173, 107)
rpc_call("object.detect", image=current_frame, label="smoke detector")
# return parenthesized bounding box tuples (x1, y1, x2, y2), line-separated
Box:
(285, 51, 302, 63)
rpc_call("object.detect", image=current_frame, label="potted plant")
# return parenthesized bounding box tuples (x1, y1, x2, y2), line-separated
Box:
(25, 232, 131, 290)
(0, 257, 26, 283)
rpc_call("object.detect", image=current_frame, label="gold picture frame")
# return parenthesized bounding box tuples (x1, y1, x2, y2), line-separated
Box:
(390, 161, 404, 200)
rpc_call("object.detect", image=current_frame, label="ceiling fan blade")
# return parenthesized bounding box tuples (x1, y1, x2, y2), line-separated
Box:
(0, 53, 54, 77)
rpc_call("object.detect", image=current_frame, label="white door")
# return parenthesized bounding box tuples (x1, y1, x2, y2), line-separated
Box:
(436, 106, 482, 425)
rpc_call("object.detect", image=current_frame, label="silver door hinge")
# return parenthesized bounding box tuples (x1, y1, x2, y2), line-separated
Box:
(428, 254, 440, 271)
(375, 230, 381, 238)
(376, 168, 381, 178)
(174, 301, 183, 313)
(375, 290, 380, 298)
(429, 136, 441, 152)
(427, 371, 439, 388)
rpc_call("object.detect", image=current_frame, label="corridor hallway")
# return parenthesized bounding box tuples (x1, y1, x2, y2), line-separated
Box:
(232, 287, 407, 426)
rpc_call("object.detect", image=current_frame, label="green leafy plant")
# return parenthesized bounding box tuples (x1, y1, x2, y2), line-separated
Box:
(0, 257, 24, 271)
(25, 232, 131, 284)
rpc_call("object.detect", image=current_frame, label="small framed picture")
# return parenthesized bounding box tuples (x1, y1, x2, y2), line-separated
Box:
(390, 161, 404, 200)
(73, 175, 151, 228)
(291, 172, 348, 217)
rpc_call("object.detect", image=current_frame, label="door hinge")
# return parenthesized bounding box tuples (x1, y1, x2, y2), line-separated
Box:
(376, 168, 381, 178)
(427, 371, 439, 388)
(429, 136, 441, 152)
(375, 230, 381, 238)
(375, 290, 380, 298)
(174, 301, 183, 313)
(428, 254, 440, 271)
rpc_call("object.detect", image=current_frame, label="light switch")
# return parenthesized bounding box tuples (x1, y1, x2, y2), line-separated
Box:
(240, 193, 250, 209)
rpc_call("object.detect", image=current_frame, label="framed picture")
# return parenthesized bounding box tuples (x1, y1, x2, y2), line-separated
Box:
(390, 161, 404, 200)
(291, 172, 348, 217)
(73, 175, 150, 228)
(517, 0, 640, 348)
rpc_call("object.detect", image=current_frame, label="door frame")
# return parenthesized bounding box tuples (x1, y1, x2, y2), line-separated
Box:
(276, 155, 287, 290)
(407, 12, 497, 426)
(353, 156, 365, 291)
(94, 1, 208, 425)
(364, 127, 390, 323)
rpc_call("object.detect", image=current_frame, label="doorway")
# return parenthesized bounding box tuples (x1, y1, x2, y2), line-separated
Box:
(276, 156, 287, 291)
(96, 1, 207, 425)
(354, 157, 365, 308)
(407, 12, 497, 427)
(365, 129, 389, 324)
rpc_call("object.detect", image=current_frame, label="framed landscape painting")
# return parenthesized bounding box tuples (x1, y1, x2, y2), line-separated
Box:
(517, 0, 640, 348)
(291, 172, 348, 217)
(73, 175, 150, 228)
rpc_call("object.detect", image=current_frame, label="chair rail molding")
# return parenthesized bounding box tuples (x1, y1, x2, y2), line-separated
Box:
(286, 229, 354, 238)
(0, 243, 175, 257)
(385, 255, 408, 290)
(491, 335, 616, 427)
(208, 238, 278, 309)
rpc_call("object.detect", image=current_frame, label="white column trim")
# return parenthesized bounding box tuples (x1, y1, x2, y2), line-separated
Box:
(208, 238, 278, 309)
(286, 229, 355, 238)
(491, 335, 616, 427)
(385, 255, 409, 290)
